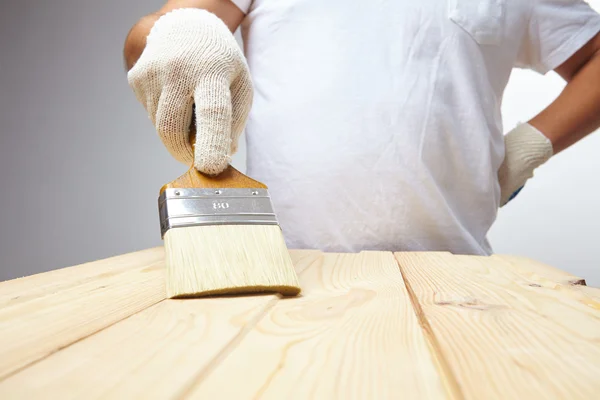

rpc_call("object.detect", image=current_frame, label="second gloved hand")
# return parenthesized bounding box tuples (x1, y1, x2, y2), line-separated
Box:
(127, 8, 253, 175)
(498, 122, 554, 206)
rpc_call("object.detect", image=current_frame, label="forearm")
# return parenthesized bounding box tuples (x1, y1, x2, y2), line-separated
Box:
(123, 0, 244, 70)
(529, 50, 600, 155)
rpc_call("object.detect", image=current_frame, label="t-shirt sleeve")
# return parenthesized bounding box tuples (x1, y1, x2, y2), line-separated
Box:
(516, 0, 600, 74)
(229, 0, 252, 14)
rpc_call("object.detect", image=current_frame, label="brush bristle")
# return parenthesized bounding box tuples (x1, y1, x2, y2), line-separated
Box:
(164, 225, 301, 298)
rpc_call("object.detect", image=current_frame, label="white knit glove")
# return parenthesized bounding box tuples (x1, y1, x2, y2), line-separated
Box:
(498, 122, 553, 206)
(127, 8, 253, 174)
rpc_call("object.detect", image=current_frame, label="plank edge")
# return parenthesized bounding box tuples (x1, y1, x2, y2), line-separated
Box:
(0, 295, 166, 382)
(393, 253, 464, 400)
(492, 254, 587, 286)
(176, 294, 282, 398)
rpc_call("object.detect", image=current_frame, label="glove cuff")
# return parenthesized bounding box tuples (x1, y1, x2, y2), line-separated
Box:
(504, 122, 553, 171)
(498, 122, 553, 206)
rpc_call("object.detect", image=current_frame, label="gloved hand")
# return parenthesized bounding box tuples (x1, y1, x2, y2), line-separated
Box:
(498, 122, 554, 206)
(127, 8, 253, 175)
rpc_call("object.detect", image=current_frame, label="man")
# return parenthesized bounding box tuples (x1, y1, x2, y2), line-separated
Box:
(125, 0, 600, 254)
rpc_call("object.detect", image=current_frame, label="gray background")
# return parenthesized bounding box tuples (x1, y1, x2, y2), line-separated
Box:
(1, 0, 599, 286)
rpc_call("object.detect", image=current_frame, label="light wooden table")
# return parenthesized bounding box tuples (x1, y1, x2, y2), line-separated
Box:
(0, 248, 599, 399)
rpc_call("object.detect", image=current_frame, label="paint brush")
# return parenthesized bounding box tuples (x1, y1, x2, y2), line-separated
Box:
(158, 142, 301, 298)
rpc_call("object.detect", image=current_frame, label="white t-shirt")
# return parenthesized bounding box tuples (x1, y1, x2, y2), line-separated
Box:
(231, 0, 600, 254)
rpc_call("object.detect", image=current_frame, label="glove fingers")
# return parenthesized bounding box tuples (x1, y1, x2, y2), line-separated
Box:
(156, 89, 195, 165)
(230, 66, 254, 154)
(193, 78, 233, 175)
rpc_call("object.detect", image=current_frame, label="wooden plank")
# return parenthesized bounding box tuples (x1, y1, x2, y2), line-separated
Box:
(571, 285, 600, 303)
(395, 252, 600, 400)
(0, 295, 280, 399)
(0, 247, 164, 308)
(493, 254, 586, 286)
(288, 249, 323, 269)
(0, 250, 323, 399)
(0, 249, 166, 380)
(492, 254, 600, 308)
(188, 251, 450, 400)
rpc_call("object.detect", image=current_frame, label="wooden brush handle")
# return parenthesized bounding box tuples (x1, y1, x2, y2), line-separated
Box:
(161, 165, 267, 193)
(159, 126, 267, 193)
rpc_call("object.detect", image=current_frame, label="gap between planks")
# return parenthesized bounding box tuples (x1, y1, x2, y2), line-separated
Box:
(393, 254, 465, 400)
(173, 295, 282, 400)
(0, 250, 323, 399)
(184, 251, 447, 399)
(4, 247, 593, 399)
(0, 249, 323, 385)
(0, 250, 449, 399)
(0, 248, 167, 381)
(395, 252, 600, 400)
(175, 250, 321, 399)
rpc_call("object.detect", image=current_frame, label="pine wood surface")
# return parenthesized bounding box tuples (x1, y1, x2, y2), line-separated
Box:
(0, 248, 166, 380)
(395, 252, 600, 400)
(186, 251, 449, 400)
(0, 248, 598, 399)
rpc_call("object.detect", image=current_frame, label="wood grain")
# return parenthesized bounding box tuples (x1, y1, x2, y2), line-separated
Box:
(493, 254, 586, 286)
(0, 247, 163, 308)
(395, 252, 600, 400)
(493, 254, 600, 310)
(571, 284, 600, 303)
(188, 251, 449, 399)
(0, 248, 166, 380)
(0, 295, 280, 399)
(3, 247, 597, 399)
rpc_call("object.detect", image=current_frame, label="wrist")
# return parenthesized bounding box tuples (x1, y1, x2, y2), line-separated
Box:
(124, 12, 164, 71)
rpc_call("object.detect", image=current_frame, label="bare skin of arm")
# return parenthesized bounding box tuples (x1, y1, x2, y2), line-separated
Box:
(123, 0, 244, 71)
(529, 32, 600, 154)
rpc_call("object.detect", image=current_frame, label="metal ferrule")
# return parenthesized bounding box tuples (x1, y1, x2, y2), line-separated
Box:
(158, 188, 279, 238)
